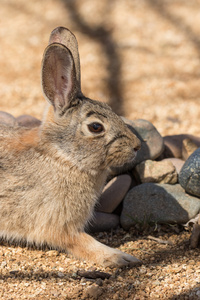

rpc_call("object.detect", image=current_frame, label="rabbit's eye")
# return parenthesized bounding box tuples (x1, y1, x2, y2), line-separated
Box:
(88, 122, 104, 133)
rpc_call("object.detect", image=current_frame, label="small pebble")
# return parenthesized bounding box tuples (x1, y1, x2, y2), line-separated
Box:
(57, 272, 64, 278)
(46, 250, 59, 257)
(95, 278, 103, 286)
(83, 284, 102, 299)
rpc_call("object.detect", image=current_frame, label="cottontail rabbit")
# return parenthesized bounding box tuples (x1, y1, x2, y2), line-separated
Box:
(0, 27, 141, 267)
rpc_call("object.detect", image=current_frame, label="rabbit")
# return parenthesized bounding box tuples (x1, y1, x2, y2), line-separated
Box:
(0, 27, 141, 267)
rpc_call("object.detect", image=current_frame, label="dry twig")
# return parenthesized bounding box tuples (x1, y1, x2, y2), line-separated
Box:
(147, 235, 173, 245)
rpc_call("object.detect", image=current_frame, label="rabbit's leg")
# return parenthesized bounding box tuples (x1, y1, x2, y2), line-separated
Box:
(66, 232, 142, 267)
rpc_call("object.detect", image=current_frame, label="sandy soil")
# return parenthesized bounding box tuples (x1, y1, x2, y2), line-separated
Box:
(0, 0, 200, 299)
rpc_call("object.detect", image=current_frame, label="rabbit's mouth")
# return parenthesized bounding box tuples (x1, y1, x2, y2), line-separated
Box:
(106, 148, 138, 169)
(122, 149, 138, 165)
(108, 150, 138, 176)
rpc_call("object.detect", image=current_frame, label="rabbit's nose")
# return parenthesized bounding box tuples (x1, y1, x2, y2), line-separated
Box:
(133, 137, 141, 152)
(134, 144, 141, 152)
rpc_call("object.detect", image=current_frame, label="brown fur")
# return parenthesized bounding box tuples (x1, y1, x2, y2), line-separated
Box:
(0, 27, 141, 267)
(13, 128, 40, 151)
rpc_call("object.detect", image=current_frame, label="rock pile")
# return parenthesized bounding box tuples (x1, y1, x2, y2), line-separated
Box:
(88, 118, 200, 245)
(0, 112, 200, 245)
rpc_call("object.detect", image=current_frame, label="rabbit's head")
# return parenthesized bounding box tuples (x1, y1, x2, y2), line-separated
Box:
(41, 27, 141, 173)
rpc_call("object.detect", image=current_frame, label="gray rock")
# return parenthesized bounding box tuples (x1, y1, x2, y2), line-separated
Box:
(162, 158, 185, 174)
(97, 175, 132, 213)
(120, 183, 200, 230)
(16, 115, 41, 128)
(135, 159, 178, 184)
(179, 148, 200, 198)
(86, 212, 120, 232)
(110, 118, 164, 175)
(0, 111, 17, 126)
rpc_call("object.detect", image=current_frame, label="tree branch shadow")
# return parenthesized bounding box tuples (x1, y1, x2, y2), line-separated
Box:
(61, 0, 125, 115)
(146, 0, 200, 60)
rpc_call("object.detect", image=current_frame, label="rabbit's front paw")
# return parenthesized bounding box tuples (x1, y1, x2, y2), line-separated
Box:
(103, 249, 142, 268)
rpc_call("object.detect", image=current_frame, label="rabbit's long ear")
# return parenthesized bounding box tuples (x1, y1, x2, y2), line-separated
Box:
(42, 43, 79, 111)
(49, 27, 81, 92)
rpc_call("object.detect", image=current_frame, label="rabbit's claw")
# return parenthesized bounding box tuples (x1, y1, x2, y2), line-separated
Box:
(102, 249, 142, 268)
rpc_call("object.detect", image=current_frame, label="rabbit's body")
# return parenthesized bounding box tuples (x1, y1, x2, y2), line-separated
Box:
(0, 110, 106, 242)
(0, 27, 142, 267)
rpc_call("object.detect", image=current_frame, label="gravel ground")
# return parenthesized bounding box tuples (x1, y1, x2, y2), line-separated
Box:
(0, 0, 200, 299)
(0, 226, 200, 299)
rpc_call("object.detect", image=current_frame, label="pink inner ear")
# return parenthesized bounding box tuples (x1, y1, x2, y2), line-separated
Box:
(54, 71, 72, 108)
(42, 44, 74, 109)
